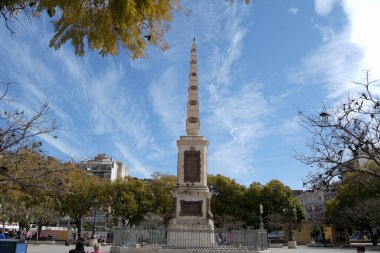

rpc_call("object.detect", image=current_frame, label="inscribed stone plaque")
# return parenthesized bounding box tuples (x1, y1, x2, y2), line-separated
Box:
(184, 150, 201, 183)
(180, 200, 203, 217)
(188, 117, 198, 123)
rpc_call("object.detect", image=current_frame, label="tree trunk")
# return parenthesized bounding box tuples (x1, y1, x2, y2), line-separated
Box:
(365, 223, 376, 246)
(75, 218, 82, 240)
(38, 222, 42, 240)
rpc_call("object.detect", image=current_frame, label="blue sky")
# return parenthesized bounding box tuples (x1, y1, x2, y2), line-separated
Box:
(1, 0, 380, 189)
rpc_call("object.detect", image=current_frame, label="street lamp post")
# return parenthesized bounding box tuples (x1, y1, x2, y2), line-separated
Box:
(288, 210, 295, 241)
(259, 204, 264, 230)
(88, 200, 98, 247)
(91, 203, 97, 239)
(283, 205, 297, 249)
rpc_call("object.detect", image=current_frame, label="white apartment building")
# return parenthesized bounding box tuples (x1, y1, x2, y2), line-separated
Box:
(81, 153, 127, 181)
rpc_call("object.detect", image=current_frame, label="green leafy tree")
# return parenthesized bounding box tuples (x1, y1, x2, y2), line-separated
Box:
(105, 176, 150, 227)
(0, 1, 253, 58)
(325, 171, 380, 245)
(242, 182, 262, 227)
(0, 0, 182, 57)
(0, 149, 70, 197)
(0, 183, 61, 236)
(208, 174, 246, 227)
(145, 172, 176, 226)
(0, 82, 62, 192)
(60, 169, 107, 238)
(260, 180, 304, 231)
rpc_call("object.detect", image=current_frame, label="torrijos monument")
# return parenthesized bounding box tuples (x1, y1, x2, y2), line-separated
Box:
(111, 39, 268, 253)
(167, 38, 214, 247)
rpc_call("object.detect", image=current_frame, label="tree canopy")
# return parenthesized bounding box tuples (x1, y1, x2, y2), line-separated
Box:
(144, 172, 176, 226)
(208, 174, 247, 227)
(0, 81, 62, 192)
(260, 180, 304, 230)
(208, 175, 304, 230)
(324, 170, 380, 245)
(0, 0, 253, 58)
(60, 169, 107, 238)
(104, 176, 151, 228)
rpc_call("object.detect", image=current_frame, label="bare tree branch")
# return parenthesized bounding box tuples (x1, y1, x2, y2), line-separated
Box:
(296, 71, 380, 189)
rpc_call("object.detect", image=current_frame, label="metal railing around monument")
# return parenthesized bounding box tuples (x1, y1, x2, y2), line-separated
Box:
(113, 226, 268, 251)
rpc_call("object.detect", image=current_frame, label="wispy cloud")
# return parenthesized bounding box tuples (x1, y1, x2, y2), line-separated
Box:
(198, 4, 274, 181)
(288, 30, 363, 98)
(278, 116, 301, 134)
(314, 0, 338, 16)
(115, 142, 152, 178)
(208, 84, 270, 183)
(0, 18, 161, 177)
(39, 134, 82, 159)
(291, 1, 380, 101)
(207, 83, 269, 145)
(149, 67, 184, 138)
(206, 12, 248, 88)
(289, 8, 299, 15)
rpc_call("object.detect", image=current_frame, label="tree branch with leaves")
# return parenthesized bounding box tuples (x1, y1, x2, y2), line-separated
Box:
(1, 0, 254, 58)
(0, 81, 67, 193)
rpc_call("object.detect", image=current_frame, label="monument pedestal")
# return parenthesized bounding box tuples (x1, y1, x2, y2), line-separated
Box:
(167, 134, 214, 247)
(288, 240, 297, 249)
(167, 219, 214, 247)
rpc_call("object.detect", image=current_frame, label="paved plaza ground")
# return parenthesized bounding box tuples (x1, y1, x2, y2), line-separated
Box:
(27, 244, 111, 253)
(26, 244, 380, 253)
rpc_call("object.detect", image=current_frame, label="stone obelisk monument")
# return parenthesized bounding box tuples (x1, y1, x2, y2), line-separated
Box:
(168, 39, 214, 247)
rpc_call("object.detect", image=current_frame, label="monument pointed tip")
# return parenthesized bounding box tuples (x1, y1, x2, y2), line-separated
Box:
(193, 37, 195, 42)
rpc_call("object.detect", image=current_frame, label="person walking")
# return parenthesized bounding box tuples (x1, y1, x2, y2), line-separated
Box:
(0, 229, 6, 239)
(91, 242, 103, 253)
(69, 241, 85, 253)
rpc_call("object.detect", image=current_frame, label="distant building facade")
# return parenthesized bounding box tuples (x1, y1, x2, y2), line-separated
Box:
(80, 153, 128, 181)
(295, 190, 325, 225)
(74, 154, 128, 231)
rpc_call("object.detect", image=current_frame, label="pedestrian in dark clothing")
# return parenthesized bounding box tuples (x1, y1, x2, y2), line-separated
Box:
(69, 241, 85, 253)
(0, 230, 6, 239)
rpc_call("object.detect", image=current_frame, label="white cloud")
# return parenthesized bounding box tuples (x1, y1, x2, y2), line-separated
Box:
(193, 4, 276, 181)
(278, 116, 301, 133)
(314, 0, 338, 16)
(208, 141, 255, 184)
(0, 18, 160, 166)
(149, 67, 184, 138)
(208, 17, 248, 87)
(115, 142, 152, 178)
(291, 1, 380, 101)
(289, 8, 299, 14)
(314, 24, 336, 42)
(39, 134, 82, 159)
(209, 83, 268, 145)
(343, 1, 380, 77)
(289, 30, 363, 99)
(207, 83, 272, 183)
